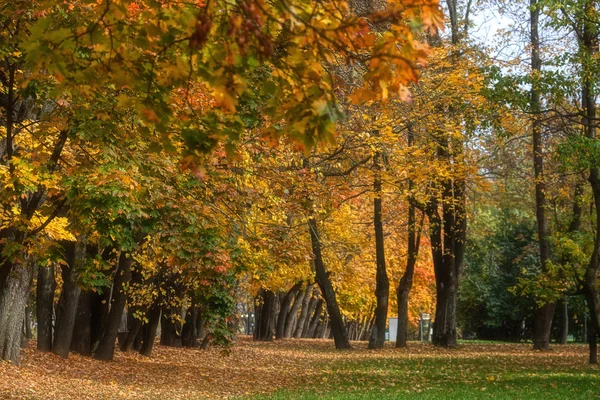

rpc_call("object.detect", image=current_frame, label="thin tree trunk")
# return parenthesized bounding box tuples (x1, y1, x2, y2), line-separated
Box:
(94, 252, 133, 361)
(530, 0, 556, 351)
(308, 217, 351, 349)
(558, 295, 568, 345)
(24, 305, 32, 340)
(36, 263, 55, 352)
(301, 295, 318, 338)
(369, 138, 389, 349)
(276, 282, 302, 339)
(121, 310, 143, 352)
(284, 284, 306, 338)
(294, 284, 315, 338)
(307, 299, 324, 338)
(576, 0, 600, 363)
(396, 129, 423, 348)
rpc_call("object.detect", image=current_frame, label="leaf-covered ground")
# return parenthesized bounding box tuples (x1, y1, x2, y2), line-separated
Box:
(1, 338, 598, 399)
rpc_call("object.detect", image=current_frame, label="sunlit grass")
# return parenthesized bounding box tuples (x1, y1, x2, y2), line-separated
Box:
(247, 341, 600, 400)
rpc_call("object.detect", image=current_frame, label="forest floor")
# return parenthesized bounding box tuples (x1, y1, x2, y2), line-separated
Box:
(0, 337, 599, 399)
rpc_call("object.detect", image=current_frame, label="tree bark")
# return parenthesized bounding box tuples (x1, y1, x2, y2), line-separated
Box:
(94, 252, 133, 361)
(70, 290, 92, 355)
(161, 309, 183, 347)
(530, 0, 556, 352)
(36, 263, 55, 352)
(589, 323, 598, 365)
(284, 284, 307, 338)
(294, 284, 315, 338)
(396, 128, 423, 348)
(301, 295, 318, 338)
(140, 305, 161, 357)
(53, 239, 86, 358)
(121, 309, 143, 352)
(307, 299, 324, 338)
(369, 139, 389, 349)
(558, 295, 568, 345)
(24, 305, 32, 340)
(308, 217, 351, 349)
(276, 282, 302, 339)
(396, 210, 422, 347)
(0, 259, 34, 364)
(255, 289, 275, 341)
(576, 0, 600, 363)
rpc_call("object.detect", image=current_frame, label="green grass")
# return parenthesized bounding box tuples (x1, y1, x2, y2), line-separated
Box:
(244, 342, 600, 400)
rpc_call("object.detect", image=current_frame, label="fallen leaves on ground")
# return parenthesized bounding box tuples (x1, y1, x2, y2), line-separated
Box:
(0, 338, 597, 399)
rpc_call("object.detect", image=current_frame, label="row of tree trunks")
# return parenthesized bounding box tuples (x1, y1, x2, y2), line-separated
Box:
(343, 313, 375, 342)
(295, 289, 317, 338)
(284, 284, 309, 338)
(253, 283, 330, 341)
(275, 282, 303, 339)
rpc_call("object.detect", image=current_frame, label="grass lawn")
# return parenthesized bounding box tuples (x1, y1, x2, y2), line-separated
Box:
(246, 340, 600, 400)
(0, 338, 598, 399)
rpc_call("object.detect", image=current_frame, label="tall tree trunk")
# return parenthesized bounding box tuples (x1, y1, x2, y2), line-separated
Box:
(53, 239, 86, 358)
(94, 252, 133, 361)
(308, 217, 351, 349)
(0, 258, 34, 364)
(577, 0, 600, 363)
(293, 284, 315, 338)
(369, 139, 389, 349)
(396, 128, 423, 348)
(36, 263, 55, 352)
(427, 0, 466, 350)
(530, 0, 556, 351)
